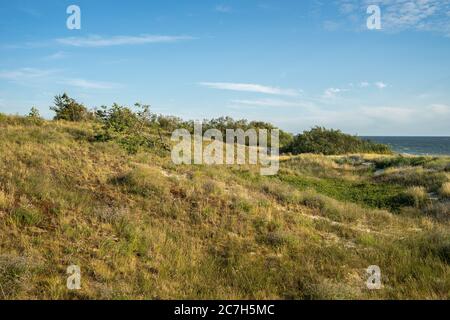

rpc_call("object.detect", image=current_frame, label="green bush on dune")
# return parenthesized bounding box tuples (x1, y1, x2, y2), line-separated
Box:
(283, 126, 392, 155)
(51, 93, 92, 122)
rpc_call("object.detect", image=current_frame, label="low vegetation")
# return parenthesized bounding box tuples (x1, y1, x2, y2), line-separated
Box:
(283, 127, 392, 155)
(0, 95, 448, 299)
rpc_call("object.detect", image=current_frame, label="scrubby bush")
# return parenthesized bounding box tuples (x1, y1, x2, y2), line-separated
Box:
(27, 107, 43, 125)
(283, 127, 391, 155)
(51, 93, 90, 121)
(95, 103, 162, 154)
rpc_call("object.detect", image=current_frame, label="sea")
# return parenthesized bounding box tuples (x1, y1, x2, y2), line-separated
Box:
(363, 137, 450, 156)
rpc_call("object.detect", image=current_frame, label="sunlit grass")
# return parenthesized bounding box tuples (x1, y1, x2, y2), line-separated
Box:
(0, 115, 449, 299)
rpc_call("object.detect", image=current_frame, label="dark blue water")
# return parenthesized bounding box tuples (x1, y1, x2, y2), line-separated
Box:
(363, 137, 450, 156)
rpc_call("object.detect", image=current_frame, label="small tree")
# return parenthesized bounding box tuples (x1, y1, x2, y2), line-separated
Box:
(27, 107, 43, 125)
(51, 93, 88, 121)
(28, 107, 41, 118)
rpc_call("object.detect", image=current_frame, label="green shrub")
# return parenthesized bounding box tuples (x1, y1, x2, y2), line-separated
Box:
(27, 107, 44, 125)
(95, 103, 161, 154)
(284, 127, 391, 155)
(51, 93, 90, 121)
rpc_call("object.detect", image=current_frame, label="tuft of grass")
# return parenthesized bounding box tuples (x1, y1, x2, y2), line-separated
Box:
(0, 255, 29, 299)
(439, 182, 450, 198)
(11, 206, 42, 226)
(114, 166, 170, 198)
(0, 190, 13, 210)
(402, 186, 429, 208)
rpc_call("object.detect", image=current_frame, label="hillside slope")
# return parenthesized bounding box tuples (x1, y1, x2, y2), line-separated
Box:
(0, 117, 449, 299)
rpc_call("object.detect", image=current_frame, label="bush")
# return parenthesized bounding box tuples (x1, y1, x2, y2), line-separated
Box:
(27, 107, 43, 125)
(51, 93, 90, 121)
(283, 126, 391, 155)
(95, 103, 160, 154)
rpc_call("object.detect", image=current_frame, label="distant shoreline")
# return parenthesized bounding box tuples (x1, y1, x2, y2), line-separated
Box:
(362, 136, 450, 156)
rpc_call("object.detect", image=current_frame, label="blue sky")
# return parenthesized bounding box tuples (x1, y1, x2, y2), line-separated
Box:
(1, 0, 450, 135)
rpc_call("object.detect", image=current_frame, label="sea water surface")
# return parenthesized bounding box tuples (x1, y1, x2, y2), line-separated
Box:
(363, 137, 450, 156)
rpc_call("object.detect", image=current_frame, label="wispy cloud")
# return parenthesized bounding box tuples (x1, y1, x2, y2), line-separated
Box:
(44, 51, 67, 60)
(199, 82, 300, 96)
(56, 34, 194, 47)
(359, 81, 370, 87)
(230, 98, 312, 108)
(323, 87, 344, 99)
(215, 4, 232, 13)
(62, 78, 120, 90)
(0, 68, 118, 90)
(273, 104, 450, 135)
(0, 68, 58, 81)
(374, 81, 387, 89)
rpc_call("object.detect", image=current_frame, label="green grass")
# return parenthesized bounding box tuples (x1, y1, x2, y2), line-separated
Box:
(277, 173, 405, 210)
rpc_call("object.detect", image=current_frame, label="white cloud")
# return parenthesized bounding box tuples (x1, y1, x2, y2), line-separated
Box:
(323, 87, 344, 98)
(0, 68, 57, 81)
(215, 5, 232, 13)
(429, 103, 450, 114)
(230, 98, 311, 108)
(45, 51, 66, 60)
(0, 68, 119, 91)
(199, 82, 300, 96)
(359, 81, 370, 87)
(375, 81, 387, 89)
(273, 104, 450, 135)
(62, 79, 120, 90)
(56, 34, 194, 47)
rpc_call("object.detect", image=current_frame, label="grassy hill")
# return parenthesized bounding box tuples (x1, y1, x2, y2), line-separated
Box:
(0, 115, 449, 299)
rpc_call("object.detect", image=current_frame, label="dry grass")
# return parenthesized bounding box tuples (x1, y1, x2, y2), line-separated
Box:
(440, 182, 450, 198)
(403, 186, 429, 208)
(0, 116, 449, 300)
